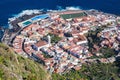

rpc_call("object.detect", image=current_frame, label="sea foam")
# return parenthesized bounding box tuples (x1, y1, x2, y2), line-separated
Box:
(8, 9, 42, 22)
(65, 6, 82, 10)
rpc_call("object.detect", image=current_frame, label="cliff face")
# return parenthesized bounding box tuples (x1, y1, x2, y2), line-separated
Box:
(0, 43, 51, 80)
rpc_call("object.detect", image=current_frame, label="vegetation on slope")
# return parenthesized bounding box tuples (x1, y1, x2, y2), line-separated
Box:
(52, 63, 120, 80)
(0, 43, 50, 80)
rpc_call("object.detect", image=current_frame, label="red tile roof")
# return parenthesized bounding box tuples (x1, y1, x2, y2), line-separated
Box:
(35, 41, 47, 47)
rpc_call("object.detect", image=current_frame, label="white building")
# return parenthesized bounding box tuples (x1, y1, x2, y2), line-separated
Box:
(33, 41, 49, 51)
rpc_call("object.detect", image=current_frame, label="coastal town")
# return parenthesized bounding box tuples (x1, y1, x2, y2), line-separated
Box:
(2, 10, 120, 74)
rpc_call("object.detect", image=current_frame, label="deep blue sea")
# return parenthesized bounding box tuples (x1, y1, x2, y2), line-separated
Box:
(0, 0, 120, 27)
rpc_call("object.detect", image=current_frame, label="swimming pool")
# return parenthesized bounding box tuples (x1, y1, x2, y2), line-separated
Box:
(31, 14, 49, 21)
(23, 21, 32, 26)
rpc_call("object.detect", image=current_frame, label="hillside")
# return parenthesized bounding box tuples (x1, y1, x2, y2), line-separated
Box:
(0, 43, 120, 80)
(0, 43, 51, 80)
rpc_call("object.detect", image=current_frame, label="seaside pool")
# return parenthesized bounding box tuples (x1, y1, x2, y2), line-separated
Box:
(31, 14, 49, 21)
(18, 14, 49, 28)
(23, 21, 32, 26)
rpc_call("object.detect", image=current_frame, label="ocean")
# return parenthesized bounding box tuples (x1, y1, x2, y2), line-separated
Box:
(0, 0, 120, 27)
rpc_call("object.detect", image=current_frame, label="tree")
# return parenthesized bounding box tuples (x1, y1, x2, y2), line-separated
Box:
(99, 47, 116, 58)
(47, 33, 62, 43)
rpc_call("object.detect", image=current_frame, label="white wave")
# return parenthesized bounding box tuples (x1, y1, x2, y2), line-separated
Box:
(56, 6, 82, 11)
(65, 6, 82, 10)
(47, 6, 83, 12)
(8, 9, 42, 22)
(56, 6, 64, 10)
